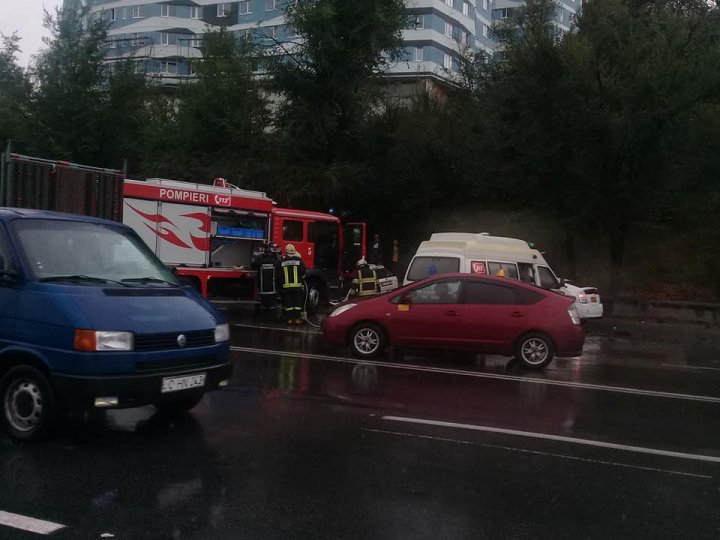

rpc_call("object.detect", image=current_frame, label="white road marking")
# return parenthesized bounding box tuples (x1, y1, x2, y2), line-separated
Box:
(382, 416, 720, 464)
(230, 346, 720, 404)
(362, 428, 712, 479)
(0, 511, 65, 535)
(233, 323, 322, 335)
(661, 364, 720, 372)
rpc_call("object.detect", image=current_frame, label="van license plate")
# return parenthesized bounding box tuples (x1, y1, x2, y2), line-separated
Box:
(161, 374, 206, 393)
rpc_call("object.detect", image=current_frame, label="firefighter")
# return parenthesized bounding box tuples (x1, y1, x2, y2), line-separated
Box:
(349, 258, 380, 298)
(251, 243, 280, 312)
(279, 244, 306, 324)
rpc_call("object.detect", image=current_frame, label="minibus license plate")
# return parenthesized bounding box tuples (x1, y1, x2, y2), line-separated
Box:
(161, 374, 206, 393)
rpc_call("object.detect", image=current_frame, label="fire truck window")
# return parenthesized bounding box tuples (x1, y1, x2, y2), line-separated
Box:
(282, 220, 304, 242)
(309, 221, 339, 271)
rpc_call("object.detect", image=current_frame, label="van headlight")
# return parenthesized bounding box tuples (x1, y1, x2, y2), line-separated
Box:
(330, 304, 357, 318)
(74, 330, 134, 351)
(214, 323, 230, 342)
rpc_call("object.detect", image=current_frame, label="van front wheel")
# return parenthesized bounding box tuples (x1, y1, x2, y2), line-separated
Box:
(1, 366, 56, 442)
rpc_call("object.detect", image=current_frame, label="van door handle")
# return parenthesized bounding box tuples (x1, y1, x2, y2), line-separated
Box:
(445, 310, 459, 317)
(510, 311, 525, 317)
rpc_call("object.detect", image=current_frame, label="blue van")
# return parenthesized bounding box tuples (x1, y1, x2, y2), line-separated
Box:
(0, 208, 232, 441)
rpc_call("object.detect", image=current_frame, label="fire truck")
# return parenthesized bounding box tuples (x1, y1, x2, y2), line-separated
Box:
(1, 149, 367, 307)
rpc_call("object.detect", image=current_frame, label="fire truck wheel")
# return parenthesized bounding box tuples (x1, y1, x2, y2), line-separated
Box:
(306, 279, 323, 311)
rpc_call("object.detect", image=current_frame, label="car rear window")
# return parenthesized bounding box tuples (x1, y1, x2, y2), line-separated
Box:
(406, 256, 460, 281)
(461, 281, 521, 305)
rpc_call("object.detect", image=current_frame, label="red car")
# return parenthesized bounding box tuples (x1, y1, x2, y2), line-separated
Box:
(322, 274, 584, 369)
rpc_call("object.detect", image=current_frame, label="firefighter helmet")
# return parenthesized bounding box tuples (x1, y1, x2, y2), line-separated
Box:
(285, 244, 297, 256)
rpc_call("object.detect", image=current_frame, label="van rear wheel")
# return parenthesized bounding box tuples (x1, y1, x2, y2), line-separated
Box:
(1, 366, 56, 442)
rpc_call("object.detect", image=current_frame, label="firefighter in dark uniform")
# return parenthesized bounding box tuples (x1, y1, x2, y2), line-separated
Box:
(349, 258, 380, 298)
(252, 243, 280, 312)
(279, 244, 306, 324)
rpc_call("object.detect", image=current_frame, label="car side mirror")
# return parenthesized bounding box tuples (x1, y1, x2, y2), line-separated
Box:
(0, 270, 18, 285)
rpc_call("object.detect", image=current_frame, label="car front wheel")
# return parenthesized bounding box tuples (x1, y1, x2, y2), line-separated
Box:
(515, 333, 555, 369)
(1, 366, 56, 442)
(350, 323, 386, 359)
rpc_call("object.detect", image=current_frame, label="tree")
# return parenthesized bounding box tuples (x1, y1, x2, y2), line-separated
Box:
(476, 0, 720, 297)
(270, 0, 407, 206)
(27, 6, 111, 163)
(162, 28, 269, 181)
(0, 34, 31, 150)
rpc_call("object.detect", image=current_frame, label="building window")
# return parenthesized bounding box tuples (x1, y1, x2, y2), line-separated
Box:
(443, 53, 452, 70)
(191, 6, 201, 19)
(500, 8, 510, 18)
(190, 35, 202, 47)
(107, 39, 116, 49)
(444, 0, 453, 7)
(414, 14, 425, 29)
(110, 8, 116, 21)
(161, 32, 170, 45)
(161, 61, 178, 74)
(266, 0, 277, 11)
(444, 22, 452, 38)
(135, 60, 145, 74)
(132, 5, 143, 18)
(161, 5, 168, 17)
(217, 3, 230, 17)
(287, 25, 299, 37)
(131, 33, 141, 46)
(266, 26, 277, 39)
(483, 0, 488, 10)
(122, 6, 128, 19)
(414, 46, 423, 62)
(239, 1, 250, 15)
(462, 2, 469, 16)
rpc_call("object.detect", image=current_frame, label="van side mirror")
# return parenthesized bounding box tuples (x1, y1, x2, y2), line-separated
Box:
(558, 278, 566, 288)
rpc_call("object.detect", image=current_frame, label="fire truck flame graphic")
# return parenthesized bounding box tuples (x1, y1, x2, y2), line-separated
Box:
(126, 204, 210, 251)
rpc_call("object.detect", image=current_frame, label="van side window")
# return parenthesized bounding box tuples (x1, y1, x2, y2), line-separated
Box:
(406, 256, 459, 281)
(537, 266, 559, 289)
(517, 263, 535, 284)
(487, 262, 519, 279)
(0, 229, 15, 273)
(282, 220, 304, 242)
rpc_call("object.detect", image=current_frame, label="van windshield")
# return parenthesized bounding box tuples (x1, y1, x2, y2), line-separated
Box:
(13, 219, 178, 286)
(406, 256, 460, 281)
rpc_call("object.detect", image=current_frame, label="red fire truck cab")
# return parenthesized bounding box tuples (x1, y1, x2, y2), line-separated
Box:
(123, 177, 366, 306)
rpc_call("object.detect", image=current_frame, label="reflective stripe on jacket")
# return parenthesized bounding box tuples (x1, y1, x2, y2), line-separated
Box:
(281, 257, 304, 288)
(352, 268, 379, 297)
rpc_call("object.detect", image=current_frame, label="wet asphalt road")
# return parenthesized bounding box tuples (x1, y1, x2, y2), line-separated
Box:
(2, 311, 720, 539)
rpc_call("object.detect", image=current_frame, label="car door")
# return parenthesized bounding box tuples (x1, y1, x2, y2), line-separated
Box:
(0, 225, 18, 346)
(389, 279, 462, 347)
(457, 279, 528, 353)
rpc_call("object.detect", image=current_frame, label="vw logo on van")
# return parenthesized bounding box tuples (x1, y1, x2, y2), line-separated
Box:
(177, 334, 187, 347)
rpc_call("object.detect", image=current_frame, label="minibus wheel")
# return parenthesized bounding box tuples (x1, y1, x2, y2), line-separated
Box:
(1, 366, 56, 442)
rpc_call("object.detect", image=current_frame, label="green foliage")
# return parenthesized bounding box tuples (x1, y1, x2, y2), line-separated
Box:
(0, 34, 31, 149)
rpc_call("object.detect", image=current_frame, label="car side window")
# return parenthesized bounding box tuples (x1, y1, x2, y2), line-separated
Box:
(0, 229, 15, 273)
(537, 266, 559, 289)
(461, 281, 521, 305)
(404, 280, 461, 304)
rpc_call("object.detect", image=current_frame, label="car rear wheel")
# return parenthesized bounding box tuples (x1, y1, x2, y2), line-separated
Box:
(1, 366, 56, 442)
(155, 394, 204, 415)
(350, 323, 386, 359)
(515, 333, 554, 369)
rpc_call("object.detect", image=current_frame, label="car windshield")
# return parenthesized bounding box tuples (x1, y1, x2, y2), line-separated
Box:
(13, 219, 178, 285)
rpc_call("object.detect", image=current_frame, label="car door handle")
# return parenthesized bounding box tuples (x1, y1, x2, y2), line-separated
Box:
(510, 311, 525, 317)
(445, 310, 459, 317)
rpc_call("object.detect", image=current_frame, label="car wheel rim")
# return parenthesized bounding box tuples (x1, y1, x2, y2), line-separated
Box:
(521, 339, 548, 365)
(4, 380, 43, 433)
(354, 329, 380, 355)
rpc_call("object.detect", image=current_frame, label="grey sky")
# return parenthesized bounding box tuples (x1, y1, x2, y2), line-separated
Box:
(1, 0, 63, 67)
